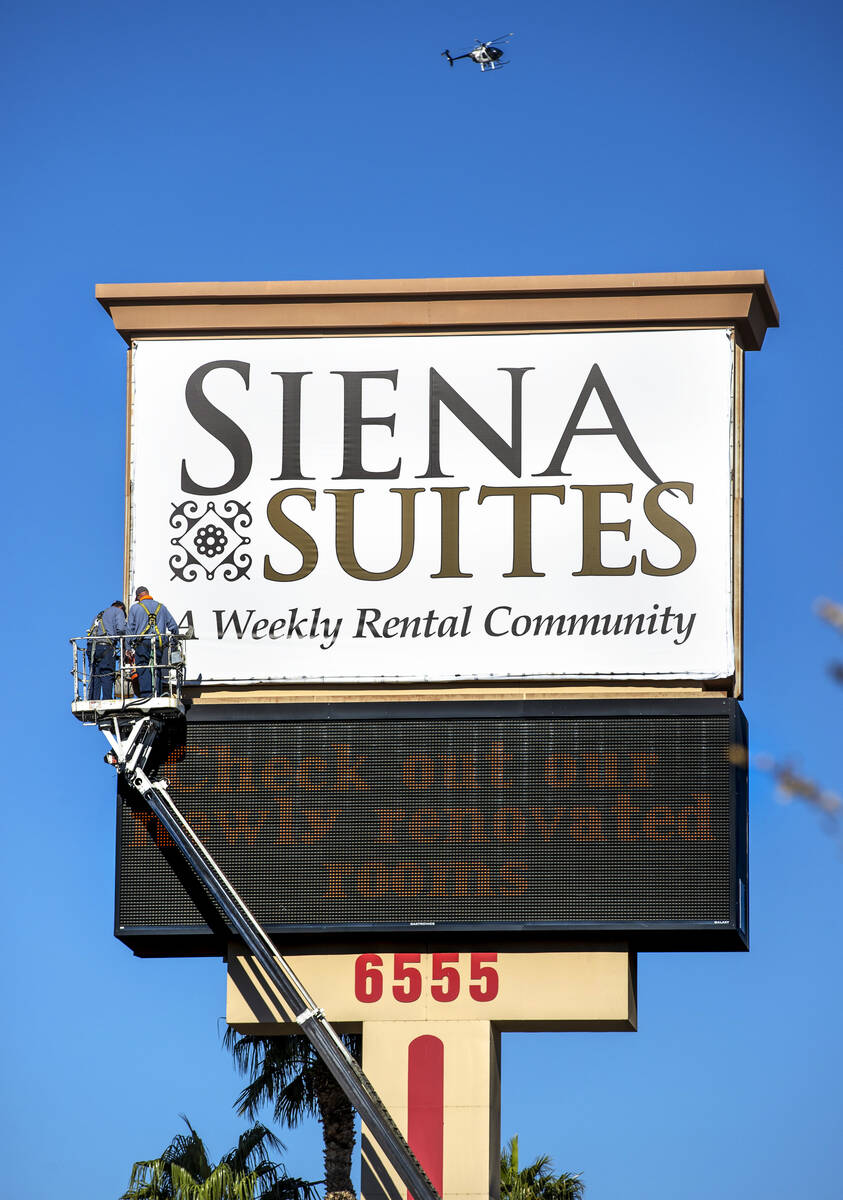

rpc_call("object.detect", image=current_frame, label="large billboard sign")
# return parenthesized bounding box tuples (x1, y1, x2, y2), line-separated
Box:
(115, 700, 748, 954)
(129, 328, 738, 685)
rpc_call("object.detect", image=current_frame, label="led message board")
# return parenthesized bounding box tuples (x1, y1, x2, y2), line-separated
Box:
(115, 701, 747, 954)
(129, 328, 738, 685)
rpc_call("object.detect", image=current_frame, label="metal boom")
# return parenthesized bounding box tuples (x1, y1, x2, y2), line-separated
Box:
(101, 715, 441, 1200)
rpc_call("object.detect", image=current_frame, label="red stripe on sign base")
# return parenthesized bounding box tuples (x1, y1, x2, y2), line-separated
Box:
(407, 1034, 444, 1199)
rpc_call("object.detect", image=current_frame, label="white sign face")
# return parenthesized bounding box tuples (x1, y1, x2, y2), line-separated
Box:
(129, 329, 736, 684)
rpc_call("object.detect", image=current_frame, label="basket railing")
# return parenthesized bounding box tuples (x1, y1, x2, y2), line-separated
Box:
(70, 633, 187, 705)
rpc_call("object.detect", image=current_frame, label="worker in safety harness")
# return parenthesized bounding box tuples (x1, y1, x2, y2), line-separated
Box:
(128, 586, 179, 697)
(86, 600, 127, 699)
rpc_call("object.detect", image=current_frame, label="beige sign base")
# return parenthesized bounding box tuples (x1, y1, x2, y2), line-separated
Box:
(227, 946, 637, 1033)
(227, 945, 636, 1200)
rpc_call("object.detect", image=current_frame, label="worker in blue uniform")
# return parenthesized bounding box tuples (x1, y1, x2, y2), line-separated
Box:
(86, 600, 127, 700)
(128, 586, 179, 697)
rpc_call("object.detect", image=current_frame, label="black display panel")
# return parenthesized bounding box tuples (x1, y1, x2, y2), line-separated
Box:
(115, 700, 748, 954)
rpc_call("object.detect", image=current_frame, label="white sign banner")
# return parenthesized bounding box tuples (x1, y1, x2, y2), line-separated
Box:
(129, 329, 736, 683)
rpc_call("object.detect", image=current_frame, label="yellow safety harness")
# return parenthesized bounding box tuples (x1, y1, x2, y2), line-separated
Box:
(138, 600, 164, 647)
(87, 611, 115, 650)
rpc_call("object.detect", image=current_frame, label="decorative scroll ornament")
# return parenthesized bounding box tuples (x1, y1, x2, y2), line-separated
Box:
(169, 500, 252, 582)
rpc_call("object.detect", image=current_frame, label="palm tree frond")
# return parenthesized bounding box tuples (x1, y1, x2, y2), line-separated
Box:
(223, 1030, 359, 1195)
(501, 1134, 585, 1200)
(120, 1118, 318, 1200)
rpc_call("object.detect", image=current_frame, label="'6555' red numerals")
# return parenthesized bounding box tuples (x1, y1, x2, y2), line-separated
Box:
(354, 953, 499, 1004)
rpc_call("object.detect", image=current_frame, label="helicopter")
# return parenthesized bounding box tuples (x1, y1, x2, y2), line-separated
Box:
(441, 34, 514, 72)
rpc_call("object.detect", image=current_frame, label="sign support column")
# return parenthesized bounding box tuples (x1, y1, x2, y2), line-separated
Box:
(361, 1019, 500, 1200)
(227, 947, 637, 1200)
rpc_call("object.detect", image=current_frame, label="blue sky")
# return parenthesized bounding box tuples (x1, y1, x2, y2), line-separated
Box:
(3, 1, 843, 1197)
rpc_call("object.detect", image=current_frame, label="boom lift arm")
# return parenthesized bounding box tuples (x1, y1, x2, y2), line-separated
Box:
(101, 714, 441, 1200)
